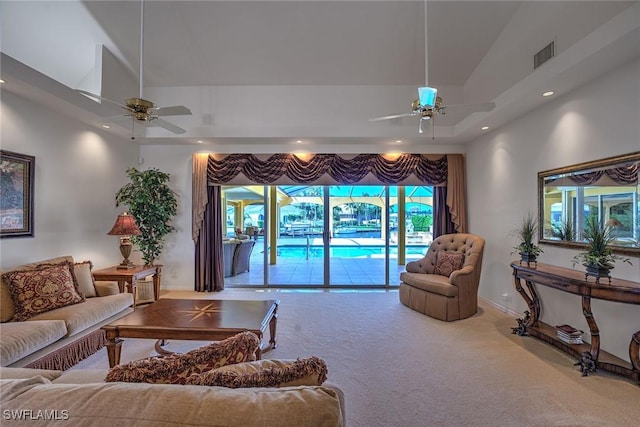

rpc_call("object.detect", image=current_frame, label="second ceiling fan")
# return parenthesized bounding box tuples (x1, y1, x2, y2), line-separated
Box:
(78, 0, 191, 136)
(369, 2, 495, 135)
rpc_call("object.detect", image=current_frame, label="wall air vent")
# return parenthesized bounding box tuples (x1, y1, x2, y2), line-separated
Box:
(534, 41, 555, 69)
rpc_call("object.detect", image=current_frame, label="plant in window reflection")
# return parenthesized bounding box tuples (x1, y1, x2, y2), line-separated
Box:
(552, 219, 575, 241)
(572, 214, 632, 273)
(511, 212, 543, 265)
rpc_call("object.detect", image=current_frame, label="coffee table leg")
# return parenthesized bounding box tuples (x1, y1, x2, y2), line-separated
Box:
(104, 329, 123, 368)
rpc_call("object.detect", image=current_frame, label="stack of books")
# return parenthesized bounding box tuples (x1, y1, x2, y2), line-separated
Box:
(555, 324, 583, 344)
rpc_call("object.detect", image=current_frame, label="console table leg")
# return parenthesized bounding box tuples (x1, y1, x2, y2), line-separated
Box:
(512, 273, 540, 335)
(582, 296, 600, 361)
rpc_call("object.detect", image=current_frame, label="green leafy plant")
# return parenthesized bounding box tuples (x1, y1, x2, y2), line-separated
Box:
(552, 218, 575, 241)
(115, 167, 178, 266)
(572, 214, 631, 269)
(511, 212, 543, 258)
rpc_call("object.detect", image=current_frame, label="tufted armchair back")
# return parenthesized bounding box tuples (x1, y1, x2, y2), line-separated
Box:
(406, 233, 485, 277)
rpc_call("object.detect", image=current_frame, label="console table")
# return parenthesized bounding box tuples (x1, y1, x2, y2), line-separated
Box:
(510, 261, 640, 384)
(92, 264, 162, 310)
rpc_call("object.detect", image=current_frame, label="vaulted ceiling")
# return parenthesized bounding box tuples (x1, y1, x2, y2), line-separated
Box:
(1, 1, 638, 151)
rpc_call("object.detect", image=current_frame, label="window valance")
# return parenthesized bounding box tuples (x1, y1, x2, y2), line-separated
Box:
(205, 153, 447, 186)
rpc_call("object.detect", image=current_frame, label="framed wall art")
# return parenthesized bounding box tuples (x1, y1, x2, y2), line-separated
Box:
(1, 150, 35, 238)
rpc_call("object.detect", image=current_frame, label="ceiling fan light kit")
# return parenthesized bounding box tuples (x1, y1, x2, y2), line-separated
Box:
(369, 1, 495, 136)
(76, 0, 191, 137)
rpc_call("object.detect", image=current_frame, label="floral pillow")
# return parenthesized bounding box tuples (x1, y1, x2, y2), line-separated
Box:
(185, 356, 328, 388)
(3, 261, 85, 321)
(105, 331, 260, 384)
(434, 252, 465, 277)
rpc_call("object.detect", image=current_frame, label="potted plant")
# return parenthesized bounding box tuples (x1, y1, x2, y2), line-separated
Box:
(115, 167, 178, 266)
(572, 214, 631, 283)
(511, 212, 543, 266)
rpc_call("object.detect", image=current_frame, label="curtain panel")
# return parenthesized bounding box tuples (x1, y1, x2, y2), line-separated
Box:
(192, 153, 467, 291)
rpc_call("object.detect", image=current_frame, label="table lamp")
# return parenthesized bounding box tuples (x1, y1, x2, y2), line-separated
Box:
(108, 212, 142, 269)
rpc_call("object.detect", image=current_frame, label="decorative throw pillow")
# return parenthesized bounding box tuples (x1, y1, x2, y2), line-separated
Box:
(74, 261, 96, 298)
(105, 331, 260, 384)
(434, 252, 465, 277)
(185, 356, 328, 388)
(4, 261, 85, 321)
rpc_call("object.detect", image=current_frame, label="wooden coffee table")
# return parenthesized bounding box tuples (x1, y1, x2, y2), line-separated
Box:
(101, 298, 279, 368)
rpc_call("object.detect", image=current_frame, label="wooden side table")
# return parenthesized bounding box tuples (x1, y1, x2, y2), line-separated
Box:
(92, 264, 162, 309)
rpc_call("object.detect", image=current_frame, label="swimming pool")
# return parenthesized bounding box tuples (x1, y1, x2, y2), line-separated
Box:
(276, 245, 429, 258)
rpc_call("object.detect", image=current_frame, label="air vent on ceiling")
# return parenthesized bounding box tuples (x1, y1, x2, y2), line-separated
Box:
(534, 41, 555, 69)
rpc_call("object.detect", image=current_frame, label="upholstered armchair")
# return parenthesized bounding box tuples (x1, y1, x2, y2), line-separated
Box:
(399, 233, 485, 321)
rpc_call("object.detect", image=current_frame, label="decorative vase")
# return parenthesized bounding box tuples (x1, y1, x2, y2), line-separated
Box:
(584, 264, 612, 284)
(519, 252, 537, 267)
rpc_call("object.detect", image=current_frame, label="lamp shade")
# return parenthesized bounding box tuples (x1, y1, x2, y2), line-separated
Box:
(108, 212, 141, 236)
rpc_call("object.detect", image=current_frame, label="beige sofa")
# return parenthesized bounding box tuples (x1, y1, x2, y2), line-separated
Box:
(0, 256, 133, 369)
(0, 366, 346, 426)
(399, 233, 485, 321)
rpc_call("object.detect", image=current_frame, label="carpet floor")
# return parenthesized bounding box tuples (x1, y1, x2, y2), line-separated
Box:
(72, 290, 640, 427)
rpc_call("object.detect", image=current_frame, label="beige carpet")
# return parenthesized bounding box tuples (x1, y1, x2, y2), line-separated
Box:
(72, 290, 640, 427)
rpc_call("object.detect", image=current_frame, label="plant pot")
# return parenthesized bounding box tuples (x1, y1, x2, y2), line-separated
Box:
(584, 264, 612, 284)
(519, 252, 537, 267)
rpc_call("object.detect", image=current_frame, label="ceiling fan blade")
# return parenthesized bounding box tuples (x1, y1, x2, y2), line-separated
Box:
(76, 89, 126, 109)
(440, 102, 495, 115)
(152, 105, 192, 116)
(369, 112, 417, 122)
(151, 118, 187, 134)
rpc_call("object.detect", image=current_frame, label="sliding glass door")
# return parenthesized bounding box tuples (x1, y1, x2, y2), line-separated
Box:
(221, 184, 432, 288)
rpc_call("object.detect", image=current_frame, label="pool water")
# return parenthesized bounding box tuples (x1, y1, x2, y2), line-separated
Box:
(276, 245, 429, 258)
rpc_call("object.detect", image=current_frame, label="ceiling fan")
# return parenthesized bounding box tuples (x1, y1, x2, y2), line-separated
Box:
(368, 2, 495, 136)
(77, 0, 191, 137)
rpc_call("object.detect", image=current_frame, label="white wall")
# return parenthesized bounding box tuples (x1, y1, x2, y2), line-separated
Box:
(0, 90, 139, 269)
(466, 59, 640, 361)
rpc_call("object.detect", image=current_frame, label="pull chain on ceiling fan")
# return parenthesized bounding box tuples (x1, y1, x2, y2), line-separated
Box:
(77, 0, 192, 138)
(368, 0, 495, 138)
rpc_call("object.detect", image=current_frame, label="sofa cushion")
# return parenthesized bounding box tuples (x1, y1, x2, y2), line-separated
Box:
(0, 367, 62, 381)
(434, 251, 464, 277)
(0, 379, 345, 427)
(28, 293, 133, 337)
(0, 320, 67, 366)
(94, 282, 120, 297)
(74, 261, 96, 298)
(3, 262, 85, 321)
(1, 256, 75, 323)
(399, 271, 458, 297)
(187, 356, 328, 388)
(105, 331, 260, 384)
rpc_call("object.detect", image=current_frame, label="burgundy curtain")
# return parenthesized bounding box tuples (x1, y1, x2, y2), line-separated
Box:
(194, 186, 224, 291)
(206, 153, 448, 185)
(433, 186, 455, 237)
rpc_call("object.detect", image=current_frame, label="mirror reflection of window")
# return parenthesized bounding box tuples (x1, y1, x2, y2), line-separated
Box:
(538, 153, 639, 256)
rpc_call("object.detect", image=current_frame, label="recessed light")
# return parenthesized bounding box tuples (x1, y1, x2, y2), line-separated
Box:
(481, 126, 489, 131)
(101, 124, 111, 129)
(296, 140, 303, 143)
(542, 91, 555, 97)
(0, 79, 5, 84)
(395, 140, 403, 143)
(197, 140, 204, 144)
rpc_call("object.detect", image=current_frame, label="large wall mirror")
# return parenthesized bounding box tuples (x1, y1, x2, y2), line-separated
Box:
(538, 152, 639, 257)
